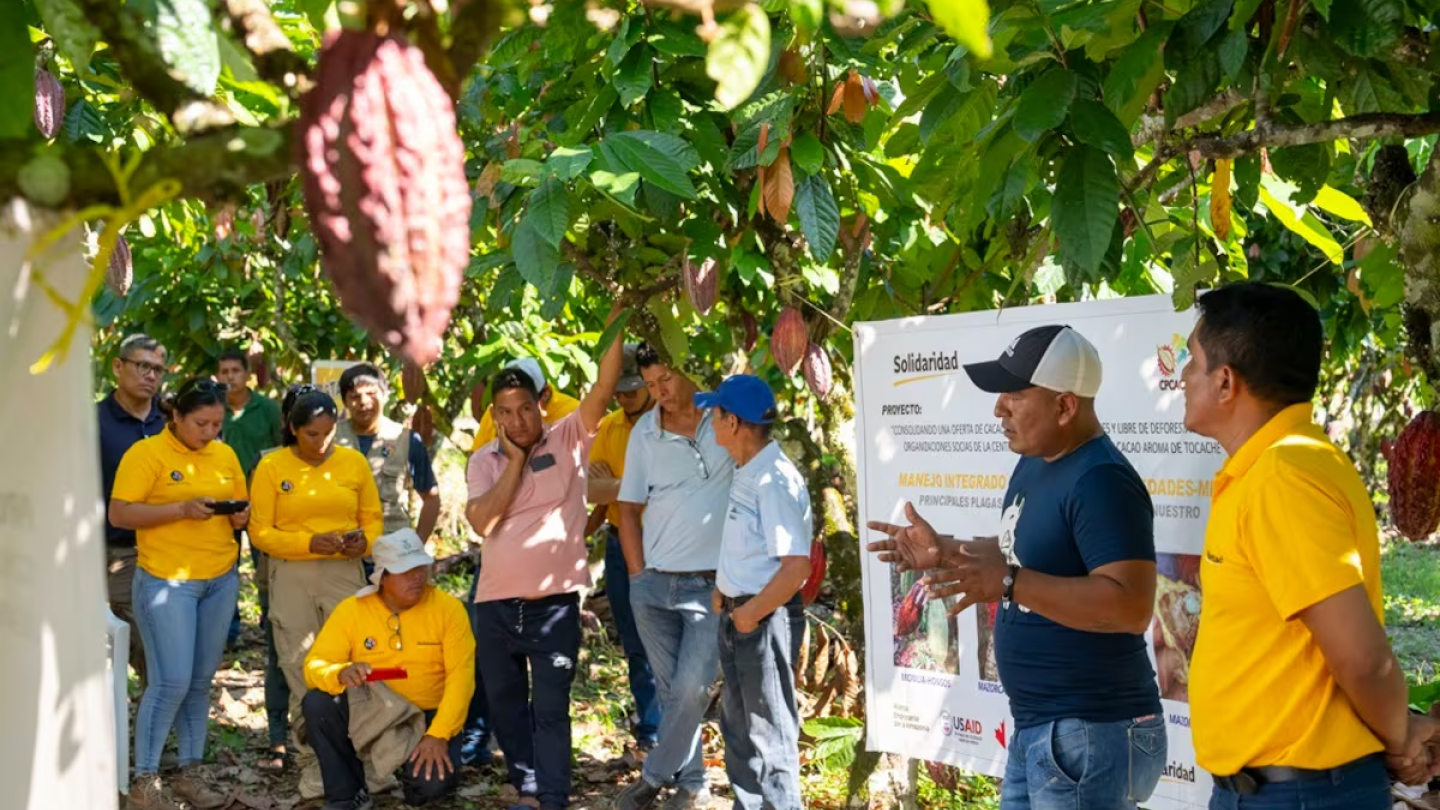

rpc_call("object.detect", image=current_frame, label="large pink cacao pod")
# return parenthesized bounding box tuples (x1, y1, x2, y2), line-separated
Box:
(294, 30, 472, 366)
(34, 69, 64, 139)
(106, 235, 132, 296)
(770, 307, 807, 375)
(803, 342, 832, 398)
(1385, 411, 1440, 540)
(683, 256, 718, 315)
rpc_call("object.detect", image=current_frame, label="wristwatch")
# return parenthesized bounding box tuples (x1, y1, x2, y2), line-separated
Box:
(1002, 564, 1019, 603)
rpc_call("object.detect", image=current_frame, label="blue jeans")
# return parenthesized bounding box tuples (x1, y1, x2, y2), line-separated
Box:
(630, 569, 719, 791)
(1208, 754, 1390, 810)
(1001, 716, 1167, 810)
(604, 529, 661, 747)
(474, 593, 581, 810)
(718, 596, 804, 810)
(132, 566, 240, 773)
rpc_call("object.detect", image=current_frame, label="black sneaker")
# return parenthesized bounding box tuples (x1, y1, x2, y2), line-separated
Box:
(615, 778, 662, 810)
(662, 787, 712, 810)
(321, 789, 373, 810)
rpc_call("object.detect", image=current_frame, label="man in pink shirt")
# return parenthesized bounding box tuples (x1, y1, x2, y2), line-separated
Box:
(464, 309, 625, 810)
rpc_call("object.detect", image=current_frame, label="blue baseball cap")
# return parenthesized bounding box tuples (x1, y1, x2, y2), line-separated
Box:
(694, 374, 777, 424)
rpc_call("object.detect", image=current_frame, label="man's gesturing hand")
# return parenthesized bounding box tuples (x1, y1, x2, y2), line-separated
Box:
(923, 537, 1010, 617)
(338, 663, 372, 689)
(866, 502, 945, 572)
(409, 735, 455, 782)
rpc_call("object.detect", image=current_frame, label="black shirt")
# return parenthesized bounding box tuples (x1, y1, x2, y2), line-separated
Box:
(97, 392, 166, 547)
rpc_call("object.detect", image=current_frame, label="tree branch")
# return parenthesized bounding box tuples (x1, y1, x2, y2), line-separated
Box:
(448, 0, 506, 85)
(1127, 112, 1440, 196)
(221, 0, 313, 92)
(1132, 89, 1248, 147)
(0, 125, 296, 210)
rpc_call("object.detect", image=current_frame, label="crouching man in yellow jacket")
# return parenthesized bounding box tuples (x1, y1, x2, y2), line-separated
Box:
(303, 529, 476, 810)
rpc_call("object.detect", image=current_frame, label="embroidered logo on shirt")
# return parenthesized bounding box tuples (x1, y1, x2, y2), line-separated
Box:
(364, 637, 376, 650)
(280, 480, 293, 492)
(170, 470, 183, 482)
(1205, 550, 1224, 565)
(998, 496, 1031, 615)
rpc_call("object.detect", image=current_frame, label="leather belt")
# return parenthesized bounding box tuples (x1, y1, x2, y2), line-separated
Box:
(1212, 764, 1340, 795)
(652, 569, 716, 579)
(719, 594, 755, 612)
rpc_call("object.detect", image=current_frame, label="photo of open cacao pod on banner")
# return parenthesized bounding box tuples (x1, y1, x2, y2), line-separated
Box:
(1384, 410, 1440, 541)
(1152, 552, 1202, 703)
(295, 29, 472, 366)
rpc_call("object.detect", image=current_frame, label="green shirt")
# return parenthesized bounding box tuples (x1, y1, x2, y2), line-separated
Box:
(222, 389, 284, 477)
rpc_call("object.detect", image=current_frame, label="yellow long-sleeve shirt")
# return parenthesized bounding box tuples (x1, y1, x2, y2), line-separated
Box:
(304, 587, 476, 740)
(249, 446, 383, 560)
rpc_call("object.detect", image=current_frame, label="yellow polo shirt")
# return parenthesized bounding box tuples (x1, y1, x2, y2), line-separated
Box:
(249, 446, 384, 561)
(471, 389, 580, 452)
(591, 407, 644, 526)
(110, 428, 247, 580)
(305, 587, 475, 740)
(1191, 403, 1383, 775)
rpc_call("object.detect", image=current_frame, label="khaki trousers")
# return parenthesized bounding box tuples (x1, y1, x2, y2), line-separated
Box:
(106, 546, 146, 687)
(268, 557, 368, 731)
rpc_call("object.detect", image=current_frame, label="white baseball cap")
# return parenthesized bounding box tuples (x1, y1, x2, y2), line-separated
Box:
(963, 324, 1103, 398)
(356, 528, 434, 597)
(506, 357, 547, 392)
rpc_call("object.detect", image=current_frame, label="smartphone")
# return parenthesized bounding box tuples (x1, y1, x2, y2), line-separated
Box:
(342, 529, 366, 544)
(365, 666, 408, 682)
(210, 500, 249, 515)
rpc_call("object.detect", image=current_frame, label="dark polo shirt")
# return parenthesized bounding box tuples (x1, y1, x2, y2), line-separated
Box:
(97, 392, 166, 548)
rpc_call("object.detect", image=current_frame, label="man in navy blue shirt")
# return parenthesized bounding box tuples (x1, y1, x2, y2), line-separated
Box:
(868, 324, 1165, 810)
(97, 333, 168, 687)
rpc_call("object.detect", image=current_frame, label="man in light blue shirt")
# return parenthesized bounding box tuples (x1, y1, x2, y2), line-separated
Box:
(699, 374, 813, 810)
(615, 344, 735, 810)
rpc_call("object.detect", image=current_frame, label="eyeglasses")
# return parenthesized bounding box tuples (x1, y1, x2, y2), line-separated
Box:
(386, 612, 403, 651)
(183, 379, 226, 395)
(121, 358, 166, 378)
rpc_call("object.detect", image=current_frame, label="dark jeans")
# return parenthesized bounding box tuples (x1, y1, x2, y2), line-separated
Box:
(475, 592, 581, 810)
(252, 544, 290, 748)
(301, 689, 463, 806)
(718, 595, 804, 810)
(462, 568, 491, 756)
(1208, 754, 1391, 810)
(603, 527, 661, 746)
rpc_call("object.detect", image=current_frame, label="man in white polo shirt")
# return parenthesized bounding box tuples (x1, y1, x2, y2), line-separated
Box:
(698, 374, 813, 810)
(613, 344, 735, 810)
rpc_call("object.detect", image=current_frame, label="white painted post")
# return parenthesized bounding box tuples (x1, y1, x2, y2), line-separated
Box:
(0, 198, 120, 810)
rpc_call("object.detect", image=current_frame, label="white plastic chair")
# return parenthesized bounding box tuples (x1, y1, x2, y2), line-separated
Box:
(105, 609, 129, 795)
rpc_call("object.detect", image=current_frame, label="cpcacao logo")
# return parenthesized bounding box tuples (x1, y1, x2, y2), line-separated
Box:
(1156, 333, 1191, 391)
(937, 710, 984, 741)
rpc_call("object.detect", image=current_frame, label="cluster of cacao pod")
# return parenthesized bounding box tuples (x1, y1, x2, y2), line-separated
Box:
(769, 307, 833, 399)
(1384, 410, 1440, 540)
(34, 68, 64, 139)
(294, 27, 471, 366)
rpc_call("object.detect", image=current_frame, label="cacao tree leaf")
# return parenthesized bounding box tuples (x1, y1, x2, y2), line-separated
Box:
(1217, 28, 1247, 82)
(918, 84, 965, 144)
(546, 147, 593, 181)
(0, 6, 32, 139)
(607, 16, 639, 67)
(649, 18, 708, 57)
(1102, 25, 1169, 127)
(614, 45, 655, 108)
(891, 71, 951, 123)
(987, 158, 1030, 220)
(728, 123, 784, 170)
(648, 300, 691, 363)
(501, 159, 547, 187)
(764, 148, 796, 222)
(1311, 0, 1333, 17)
(1328, 0, 1402, 58)
(33, 0, 99, 75)
(1164, 57, 1220, 124)
(538, 262, 574, 320)
(648, 89, 684, 132)
(1312, 186, 1373, 225)
(1069, 99, 1134, 161)
(1269, 143, 1329, 205)
(594, 310, 634, 360)
(1014, 68, 1077, 143)
(707, 4, 772, 111)
(796, 173, 840, 261)
(1359, 239, 1404, 309)
(1234, 152, 1260, 210)
(1052, 144, 1120, 276)
(945, 47, 972, 91)
(791, 132, 825, 175)
(1167, 0, 1234, 68)
(527, 179, 571, 249)
(590, 170, 641, 209)
(926, 0, 994, 60)
(511, 217, 561, 290)
(600, 134, 699, 199)
(150, 0, 222, 95)
(790, 0, 824, 38)
(612, 130, 702, 170)
(63, 97, 106, 143)
(1337, 67, 1409, 114)
(1259, 181, 1344, 264)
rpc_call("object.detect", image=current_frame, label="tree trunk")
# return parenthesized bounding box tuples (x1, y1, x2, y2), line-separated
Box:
(0, 199, 119, 808)
(1400, 146, 1440, 386)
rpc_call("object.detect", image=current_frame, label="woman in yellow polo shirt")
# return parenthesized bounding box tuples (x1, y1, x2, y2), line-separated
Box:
(110, 378, 248, 810)
(249, 386, 383, 731)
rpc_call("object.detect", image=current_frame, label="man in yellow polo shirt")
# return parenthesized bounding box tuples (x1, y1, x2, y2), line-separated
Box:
(584, 343, 661, 757)
(303, 528, 475, 809)
(1181, 283, 1440, 809)
(471, 358, 579, 451)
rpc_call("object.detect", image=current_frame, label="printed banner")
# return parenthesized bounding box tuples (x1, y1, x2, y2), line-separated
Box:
(310, 360, 360, 409)
(854, 295, 1221, 809)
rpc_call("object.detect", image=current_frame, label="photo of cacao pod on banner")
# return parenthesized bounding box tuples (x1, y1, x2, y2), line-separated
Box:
(1152, 553, 1202, 703)
(891, 566, 959, 675)
(975, 598, 1000, 684)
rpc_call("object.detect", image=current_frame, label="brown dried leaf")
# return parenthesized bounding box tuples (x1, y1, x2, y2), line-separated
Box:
(810, 623, 832, 687)
(757, 122, 770, 157)
(826, 82, 845, 116)
(838, 640, 861, 716)
(779, 49, 808, 85)
(764, 147, 795, 223)
(843, 71, 867, 123)
(475, 162, 501, 199)
(795, 618, 812, 688)
(1210, 158, 1232, 241)
(755, 165, 768, 218)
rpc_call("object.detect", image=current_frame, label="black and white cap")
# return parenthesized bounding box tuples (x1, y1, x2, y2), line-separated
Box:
(962, 324, 1103, 398)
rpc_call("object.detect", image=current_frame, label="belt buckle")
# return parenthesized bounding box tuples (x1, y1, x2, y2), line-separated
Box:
(1216, 772, 1261, 796)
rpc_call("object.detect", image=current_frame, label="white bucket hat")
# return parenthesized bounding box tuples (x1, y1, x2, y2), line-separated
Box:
(356, 528, 434, 597)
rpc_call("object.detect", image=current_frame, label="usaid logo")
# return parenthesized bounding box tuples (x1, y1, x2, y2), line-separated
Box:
(937, 711, 983, 741)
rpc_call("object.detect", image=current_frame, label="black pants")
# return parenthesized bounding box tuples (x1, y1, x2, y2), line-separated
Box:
(301, 690, 463, 806)
(474, 592, 581, 810)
